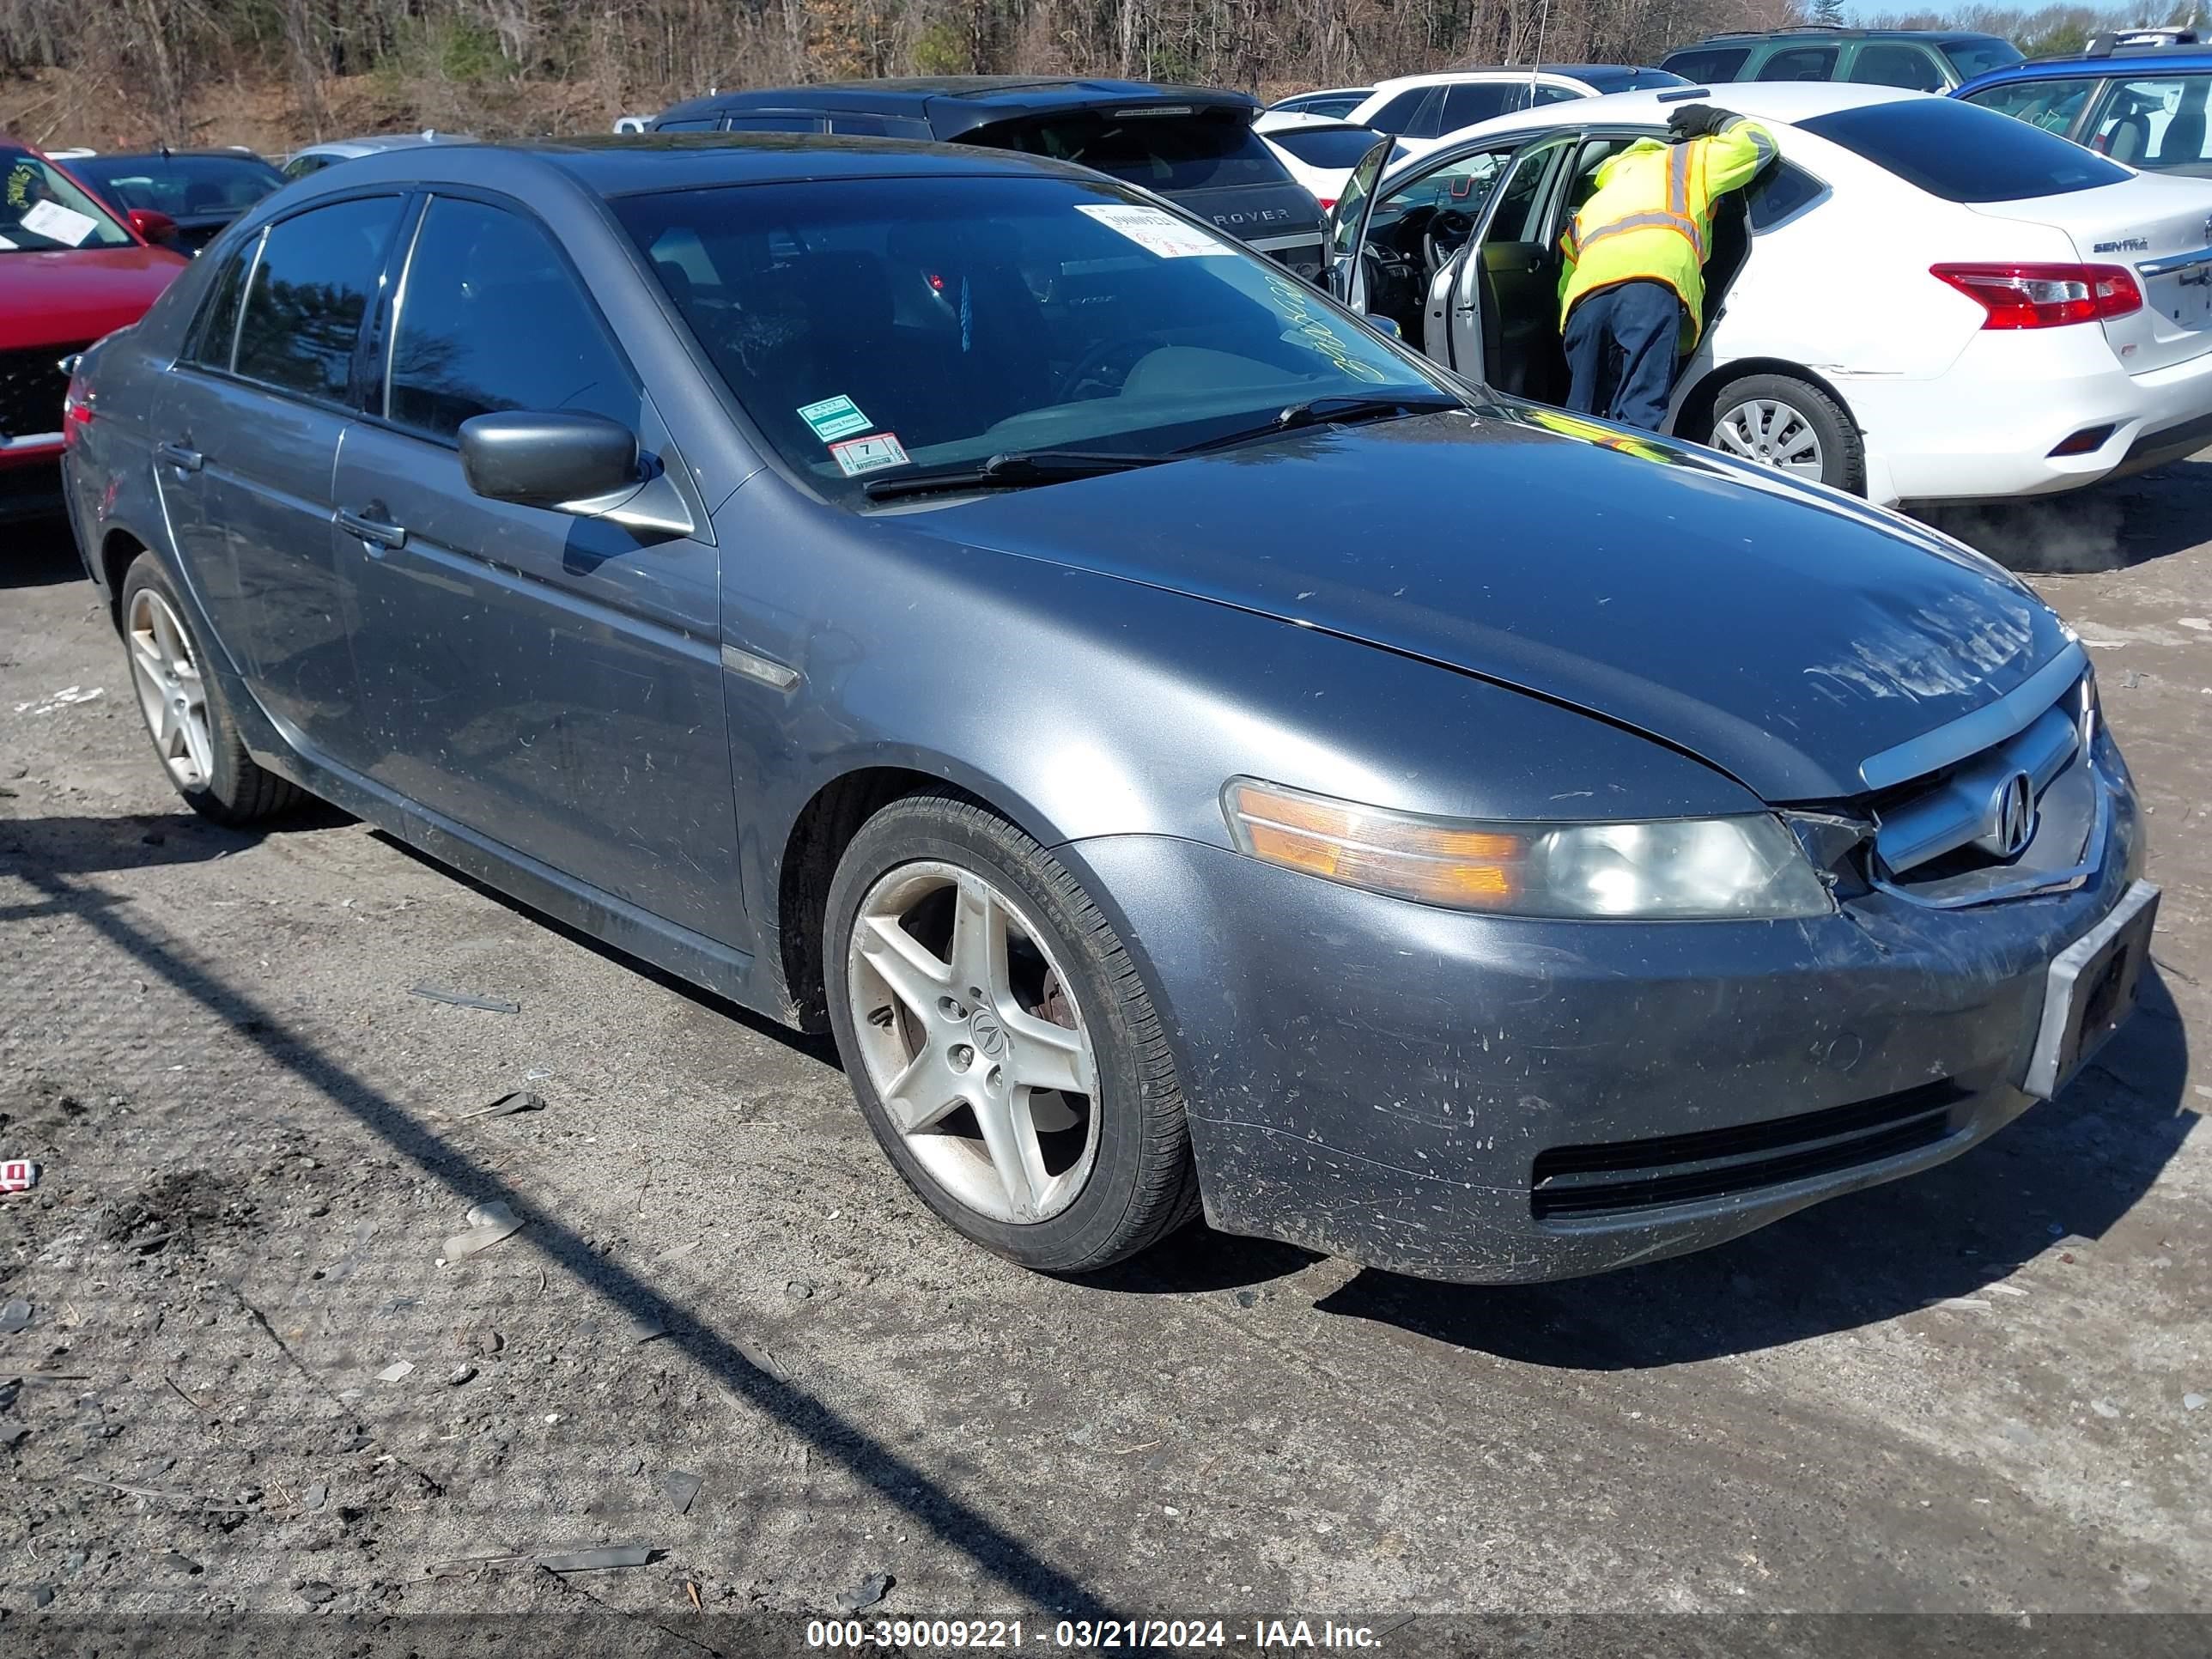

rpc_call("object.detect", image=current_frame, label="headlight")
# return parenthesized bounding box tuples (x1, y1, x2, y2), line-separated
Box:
(1222, 778, 1832, 920)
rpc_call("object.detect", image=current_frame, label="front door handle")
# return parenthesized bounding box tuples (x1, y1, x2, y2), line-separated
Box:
(337, 506, 407, 551)
(156, 441, 204, 473)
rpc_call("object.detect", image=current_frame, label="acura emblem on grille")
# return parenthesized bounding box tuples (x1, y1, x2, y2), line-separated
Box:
(1976, 771, 2037, 860)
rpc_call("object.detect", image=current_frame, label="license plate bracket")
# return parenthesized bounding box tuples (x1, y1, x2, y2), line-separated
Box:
(2022, 880, 2159, 1099)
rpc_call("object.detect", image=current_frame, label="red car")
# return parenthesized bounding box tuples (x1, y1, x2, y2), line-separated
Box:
(3, 143, 188, 523)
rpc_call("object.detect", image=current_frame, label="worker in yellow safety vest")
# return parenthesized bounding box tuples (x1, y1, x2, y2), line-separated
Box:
(1557, 104, 1777, 433)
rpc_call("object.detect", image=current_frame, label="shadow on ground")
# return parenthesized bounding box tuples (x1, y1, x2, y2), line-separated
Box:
(2, 517, 85, 590)
(7, 837, 1117, 1615)
(1315, 969, 2191, 1369)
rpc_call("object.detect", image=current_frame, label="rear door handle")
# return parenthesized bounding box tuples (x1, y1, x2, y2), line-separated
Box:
(337, 506, 407, 551)
(156, 441, 204, 473)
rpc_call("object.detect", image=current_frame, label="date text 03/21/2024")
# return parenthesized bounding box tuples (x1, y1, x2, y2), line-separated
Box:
(805, 1619, 1388, 1650)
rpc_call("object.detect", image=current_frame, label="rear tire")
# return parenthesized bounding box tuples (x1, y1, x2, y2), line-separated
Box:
(1698, 370, 1866, 495)
(823, 793, 1200, 1274)
(118, 550, 304, 826)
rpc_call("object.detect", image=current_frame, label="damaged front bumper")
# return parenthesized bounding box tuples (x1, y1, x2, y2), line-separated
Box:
(1066, 751, 2147, 1284)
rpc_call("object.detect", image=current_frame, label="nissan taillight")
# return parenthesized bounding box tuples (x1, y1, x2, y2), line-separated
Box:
(61, 362, 94, 448)
(1930, 262, 2143, 329)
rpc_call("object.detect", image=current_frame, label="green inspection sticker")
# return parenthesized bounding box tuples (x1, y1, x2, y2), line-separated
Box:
(798, 395, 872, 442)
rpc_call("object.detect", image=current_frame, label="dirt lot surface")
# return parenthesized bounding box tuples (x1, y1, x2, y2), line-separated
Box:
(1, 463, 2207, 1646)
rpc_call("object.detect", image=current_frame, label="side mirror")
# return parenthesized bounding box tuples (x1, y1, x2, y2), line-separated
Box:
(458, 410, 695, 537)
(128, 208, 179, 246)
(459, 410, 640, 508)
(1365, 313, 1403, 339)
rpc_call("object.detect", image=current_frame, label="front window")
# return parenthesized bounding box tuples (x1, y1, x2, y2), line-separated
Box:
(0, 152, 136, 251)
(2090, 77, 2212, 171)
(615, 175, 1443, 507)
(1942, 37, 2027, 80)
(973, 110, 1287, 191)
(1847, 44, 1945, 93)
(1802, 97, 2130, 201)
(72, 155, 283, 219)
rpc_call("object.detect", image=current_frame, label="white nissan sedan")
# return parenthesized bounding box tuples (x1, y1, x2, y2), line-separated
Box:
(1330, 82, 2212, 504)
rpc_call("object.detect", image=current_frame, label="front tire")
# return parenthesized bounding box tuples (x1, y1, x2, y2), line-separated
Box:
(119, 550, 304, 825)
(1698, 371, 1866, 495)
(823, 794, 1200, 1274)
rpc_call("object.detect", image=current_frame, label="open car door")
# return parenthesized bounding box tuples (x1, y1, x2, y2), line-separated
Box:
(1322, 135, 1395, 309)
(1442, 135, 1577, 398)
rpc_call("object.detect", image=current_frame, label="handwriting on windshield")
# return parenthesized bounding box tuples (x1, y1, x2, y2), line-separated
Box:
(1265, 273, 1390, 384)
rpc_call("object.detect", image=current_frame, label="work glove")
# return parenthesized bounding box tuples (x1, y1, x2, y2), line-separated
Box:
(1667, 104, 1734, 143)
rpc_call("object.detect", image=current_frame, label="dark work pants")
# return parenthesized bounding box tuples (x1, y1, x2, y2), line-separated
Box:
(1562, 280, 1686, 434)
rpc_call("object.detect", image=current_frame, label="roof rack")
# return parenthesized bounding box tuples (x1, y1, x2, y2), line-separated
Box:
(1700, 24, 1850, 39)
(2083, 26, 2201, 56)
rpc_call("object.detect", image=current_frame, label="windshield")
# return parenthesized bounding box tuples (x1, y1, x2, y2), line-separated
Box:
(1943, 37, 2027, 80)
(1, 152, 136, 251)
(617, 174, 1443, 506)
(972, 110, 1289, 191)
(1800, 96, 2128, 201)
(74, 153, 283, 217)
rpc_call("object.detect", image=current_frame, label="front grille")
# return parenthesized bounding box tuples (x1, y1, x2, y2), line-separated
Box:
(0, 342, 86, 441)
(1530, 1081, 1965, 1221)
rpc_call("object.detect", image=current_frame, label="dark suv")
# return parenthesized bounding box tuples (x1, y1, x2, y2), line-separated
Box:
(647, 77, 1325, 278)
(1661, 27, 2022, 93)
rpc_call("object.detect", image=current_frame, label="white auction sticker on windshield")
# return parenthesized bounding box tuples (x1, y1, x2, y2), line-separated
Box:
(0, 234, 15, 250)
(829, 432, 909, 477)
(21, 199, 99, 247)
(1076, 204, 1235, 258)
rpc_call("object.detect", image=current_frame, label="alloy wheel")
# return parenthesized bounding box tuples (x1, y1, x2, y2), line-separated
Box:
(846, 860, 1101, 1224)
(1711, 398, 1826, 478)
(126, 586, 214, 790)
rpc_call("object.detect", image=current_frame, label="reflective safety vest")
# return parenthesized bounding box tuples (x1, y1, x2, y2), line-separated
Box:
(1559, 117, 1778, 349)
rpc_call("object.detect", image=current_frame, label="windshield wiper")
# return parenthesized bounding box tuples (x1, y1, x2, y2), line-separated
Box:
(863, 449, 1170, 502)
(1176, 392, 1467, 456)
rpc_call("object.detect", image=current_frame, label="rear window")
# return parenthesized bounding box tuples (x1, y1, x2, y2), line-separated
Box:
(1661, 46, 1751, 84)
(1267, 125, 1390, 168)
(1800, 96, 2130, 201)
(977, 109, 1286, 191)
(73, 154, 283, 217)
(1575, 67, 1693, 93)
(1943, 37, 2026, 80)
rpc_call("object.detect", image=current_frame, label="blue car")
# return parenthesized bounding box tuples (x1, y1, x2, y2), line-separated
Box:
(58, 134, 2157, 1282)
(1955, 30, 2212, 173)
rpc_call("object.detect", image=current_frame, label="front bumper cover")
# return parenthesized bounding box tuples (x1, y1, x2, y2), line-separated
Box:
(1066, 756, 2143, 1284)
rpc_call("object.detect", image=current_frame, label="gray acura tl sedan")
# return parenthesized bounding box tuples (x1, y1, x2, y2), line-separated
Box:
(59, 135, 2155, 1281)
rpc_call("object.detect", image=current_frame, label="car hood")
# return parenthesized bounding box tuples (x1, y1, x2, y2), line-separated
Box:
(908, 407, 2070, 803)
(0, 245, 187, 351)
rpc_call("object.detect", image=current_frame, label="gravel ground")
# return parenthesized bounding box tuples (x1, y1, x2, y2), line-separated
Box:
(0, 463, 2207, 1646)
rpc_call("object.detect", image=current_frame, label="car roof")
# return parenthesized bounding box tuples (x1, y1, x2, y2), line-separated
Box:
(658, 76, 1255, 134)
(1447, 79, 1917, 133)
(1367, 68, 1608, 92)
(1674, 27, 2008, 46)
(293, 133, 459, 158)
(294, 131, 1099, 199)
(1956, 47, 2212, 90)
(74, 149, 277, 167)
